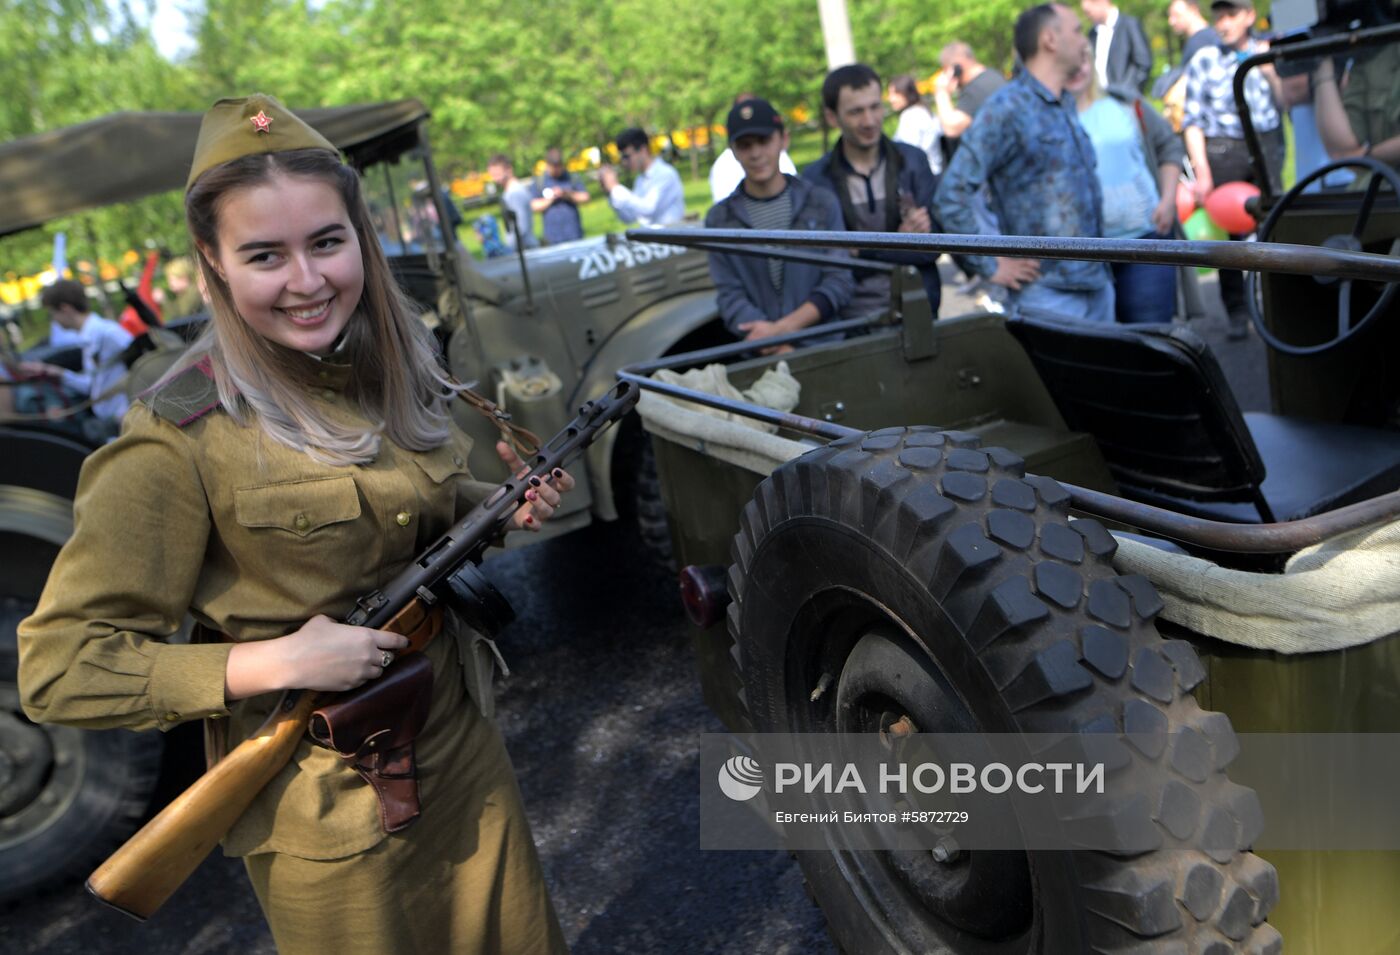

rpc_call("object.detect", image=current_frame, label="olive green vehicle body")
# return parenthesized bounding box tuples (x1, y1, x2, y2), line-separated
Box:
(651, 313, 1400, 953)
(443, 235, 718, 529)
(647, 28, 1400, 953)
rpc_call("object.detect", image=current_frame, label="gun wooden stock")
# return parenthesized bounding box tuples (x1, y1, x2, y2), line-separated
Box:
(87, 599, 433, 920)
(86, 688, 317, 919)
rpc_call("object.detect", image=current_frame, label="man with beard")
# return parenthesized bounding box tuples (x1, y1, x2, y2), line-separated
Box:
(802, 63, 943, 319)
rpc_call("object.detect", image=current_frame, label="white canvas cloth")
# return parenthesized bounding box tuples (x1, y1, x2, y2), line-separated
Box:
(1112, 522, 1400, 653)
(639, 371, 1400, 654)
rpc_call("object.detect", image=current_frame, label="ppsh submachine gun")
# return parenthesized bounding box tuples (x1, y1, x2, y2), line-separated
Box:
(86, 380, 640, 920)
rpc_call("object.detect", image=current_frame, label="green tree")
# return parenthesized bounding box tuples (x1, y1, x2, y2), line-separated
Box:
(0, 0, 196, 274)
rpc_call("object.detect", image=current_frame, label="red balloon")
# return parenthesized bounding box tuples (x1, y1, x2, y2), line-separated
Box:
(1175, 180, 1196, 226)
(1204, 181, 1260, 234)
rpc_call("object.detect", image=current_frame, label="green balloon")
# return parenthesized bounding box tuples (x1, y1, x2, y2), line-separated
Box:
(1183, 207, 1227, 242)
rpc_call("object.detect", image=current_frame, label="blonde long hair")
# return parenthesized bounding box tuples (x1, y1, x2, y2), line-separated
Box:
(170, 148, 453, 466)
(1074, 65, 1106, 111)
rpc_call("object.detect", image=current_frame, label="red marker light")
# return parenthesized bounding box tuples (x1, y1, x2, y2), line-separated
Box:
(678, 564, 730, 629)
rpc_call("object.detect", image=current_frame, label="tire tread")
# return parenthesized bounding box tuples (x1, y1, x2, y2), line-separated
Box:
(726, 427, 1279, 954)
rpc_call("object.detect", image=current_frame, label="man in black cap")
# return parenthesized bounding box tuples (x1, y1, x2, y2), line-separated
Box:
(803, 63, 942, 319)
(1182, 0, 1283, 337)
(704, 98, 853, 347)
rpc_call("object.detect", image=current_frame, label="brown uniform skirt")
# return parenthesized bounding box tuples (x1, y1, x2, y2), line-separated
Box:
(242, 637, 567, 955)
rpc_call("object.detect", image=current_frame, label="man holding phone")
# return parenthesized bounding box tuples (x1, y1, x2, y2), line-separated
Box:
(531, 148, 591, 245)
(934, 42, 1006, 162)
(802, 63, 943, 319)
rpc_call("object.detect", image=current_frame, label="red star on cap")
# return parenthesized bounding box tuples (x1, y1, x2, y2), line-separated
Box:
(249, 110, 272, 134)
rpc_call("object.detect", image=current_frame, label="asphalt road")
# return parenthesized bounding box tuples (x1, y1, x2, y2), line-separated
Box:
(0, 271, 1268, 955)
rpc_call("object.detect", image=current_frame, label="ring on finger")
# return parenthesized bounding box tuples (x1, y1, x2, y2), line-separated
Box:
(380, 650, 395, 668)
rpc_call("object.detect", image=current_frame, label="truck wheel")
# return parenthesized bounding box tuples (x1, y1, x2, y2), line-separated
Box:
(614, 417, 675, 568)
(0, 484, 163, 905)
(728, 427, 1281, 954)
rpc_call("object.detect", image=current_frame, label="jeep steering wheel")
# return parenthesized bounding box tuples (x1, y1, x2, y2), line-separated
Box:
(1246, 156, 1400, 356)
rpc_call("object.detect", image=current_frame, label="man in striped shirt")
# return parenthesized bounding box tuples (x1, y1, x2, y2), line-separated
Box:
(1182, 0, 1283, 337)
(704, 98, 854, 346)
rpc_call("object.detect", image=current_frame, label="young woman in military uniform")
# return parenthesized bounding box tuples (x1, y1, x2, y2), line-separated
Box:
(18, 95, 570, 954)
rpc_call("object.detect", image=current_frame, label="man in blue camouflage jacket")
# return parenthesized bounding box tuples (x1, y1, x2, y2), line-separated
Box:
(937, 3, 1114, 323)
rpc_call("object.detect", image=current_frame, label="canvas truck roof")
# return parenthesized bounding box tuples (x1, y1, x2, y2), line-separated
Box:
(0, 99, 428, 238)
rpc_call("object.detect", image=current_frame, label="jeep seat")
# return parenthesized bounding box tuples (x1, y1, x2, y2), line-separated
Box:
(1004, 314, 1400, 523)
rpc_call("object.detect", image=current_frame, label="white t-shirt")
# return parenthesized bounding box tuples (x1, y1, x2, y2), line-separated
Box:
(708, 148, 799, 202)
(893, 104, 943, 176)
(1094, 7, 1120, 91)
(58, 313, 133, 420)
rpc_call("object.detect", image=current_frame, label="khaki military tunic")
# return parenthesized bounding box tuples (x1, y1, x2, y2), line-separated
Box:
(18, 358, 567, 954)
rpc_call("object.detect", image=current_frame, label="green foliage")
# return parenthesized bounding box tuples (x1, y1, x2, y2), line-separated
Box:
(0, 0, 198, 272)
(0, 0, 816, 273)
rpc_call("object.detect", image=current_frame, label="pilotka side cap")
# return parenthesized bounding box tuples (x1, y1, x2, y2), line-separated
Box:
(186, 94, 339, 190)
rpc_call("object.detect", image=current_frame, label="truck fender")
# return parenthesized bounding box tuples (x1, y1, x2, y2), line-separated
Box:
(571, 289, 720, 522)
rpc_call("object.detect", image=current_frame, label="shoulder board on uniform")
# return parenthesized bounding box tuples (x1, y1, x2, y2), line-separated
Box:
(141, 357, 222, 427)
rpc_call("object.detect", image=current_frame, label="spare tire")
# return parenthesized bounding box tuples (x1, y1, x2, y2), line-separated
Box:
(728, 427, 1281, 954)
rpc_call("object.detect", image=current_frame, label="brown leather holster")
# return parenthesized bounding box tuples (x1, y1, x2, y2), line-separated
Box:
(197, 607, 443, 833)
(307, 653, 434, 833)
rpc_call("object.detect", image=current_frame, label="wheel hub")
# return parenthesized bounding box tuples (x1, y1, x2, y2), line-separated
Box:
(0, 683, 84, 847)
(0, 709, 51, 815)
(829, 628, 1033, 942)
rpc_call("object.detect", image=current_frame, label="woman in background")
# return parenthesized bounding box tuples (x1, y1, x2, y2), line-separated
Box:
(889, 73, 944, 178)
(1071, 66, 1183, 324)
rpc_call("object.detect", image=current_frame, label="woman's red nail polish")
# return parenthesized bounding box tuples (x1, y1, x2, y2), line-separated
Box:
(524, 515, 535, 525)
(526, 489, 537, 501)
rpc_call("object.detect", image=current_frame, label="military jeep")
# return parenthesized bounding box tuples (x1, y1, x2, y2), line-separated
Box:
(629, 16, 1400, 955)
(0, 99, 723, 903)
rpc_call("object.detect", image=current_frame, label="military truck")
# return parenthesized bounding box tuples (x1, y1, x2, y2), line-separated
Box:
(629, 17, 1400, 955)
(0, 100, 722, 902)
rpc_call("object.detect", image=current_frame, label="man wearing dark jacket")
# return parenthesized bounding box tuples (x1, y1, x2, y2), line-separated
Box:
(1083, 0, 1153, 93)
(705, 98, 854, 345)
(802, 63, 942, 318)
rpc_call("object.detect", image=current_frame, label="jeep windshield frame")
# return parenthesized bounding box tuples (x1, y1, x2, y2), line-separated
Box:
(1237, 21, 1400, 202)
